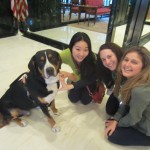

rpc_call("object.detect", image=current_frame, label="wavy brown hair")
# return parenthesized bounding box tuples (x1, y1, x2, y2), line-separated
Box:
(97, 42, 124, 88)
(114, 46, 150, 103)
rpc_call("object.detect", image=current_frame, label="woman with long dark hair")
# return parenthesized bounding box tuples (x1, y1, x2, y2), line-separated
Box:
(59, 32, 97, 105)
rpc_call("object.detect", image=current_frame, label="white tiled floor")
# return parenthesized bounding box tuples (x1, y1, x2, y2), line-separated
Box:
(31, 22, 107, 53)
(0, 26, 150, 150)
(32, 21, 150, 53)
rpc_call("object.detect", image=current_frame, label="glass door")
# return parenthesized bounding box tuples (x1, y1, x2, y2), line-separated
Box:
(106, 0, 150, 48)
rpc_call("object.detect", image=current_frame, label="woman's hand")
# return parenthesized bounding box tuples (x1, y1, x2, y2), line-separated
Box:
(105, 119, 118, 137)
(59, 71, 77, 82)
(59, 71, 70, 79)
(59, 75, 74, 91)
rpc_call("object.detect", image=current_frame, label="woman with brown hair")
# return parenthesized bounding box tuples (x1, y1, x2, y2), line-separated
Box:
(97, 43, 124, 115)
(105, 46, 150, 146)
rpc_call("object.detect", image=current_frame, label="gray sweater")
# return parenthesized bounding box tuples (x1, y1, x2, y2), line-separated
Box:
(113, 85, 150, 136)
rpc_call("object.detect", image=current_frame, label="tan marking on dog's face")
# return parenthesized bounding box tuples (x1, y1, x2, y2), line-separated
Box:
(37, 56, 45, 77)
(48, 54, 52, 59)
(38, 68, 44, 77)
(53, 64, 58, 71)
(47, 52, 60, 74)
(40, 56, 45, 61)
(48, 53, 59, 72)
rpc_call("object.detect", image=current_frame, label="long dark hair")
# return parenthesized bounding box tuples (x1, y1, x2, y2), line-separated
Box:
(97, 43, 124, 88)
(69, 32, 96, 80)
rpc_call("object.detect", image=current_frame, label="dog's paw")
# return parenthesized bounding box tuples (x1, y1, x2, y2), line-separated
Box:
(14, 118, 27, 127)
(20, 120, 27, 127)
(53, 111, 61, 116)
(51, 124, 61, 132)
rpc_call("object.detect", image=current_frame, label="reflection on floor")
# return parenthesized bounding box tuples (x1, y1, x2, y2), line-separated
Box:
(28, 15, 109, 53)
(33, 25, 106, 53)
(0, 28, 150, 150)
(30, 15, 150, 53)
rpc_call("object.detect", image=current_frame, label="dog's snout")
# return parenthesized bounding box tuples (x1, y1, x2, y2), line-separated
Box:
(46, 67, 54, 75)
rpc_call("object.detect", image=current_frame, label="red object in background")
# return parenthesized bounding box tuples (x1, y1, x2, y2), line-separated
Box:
(10, 0, 29, 21)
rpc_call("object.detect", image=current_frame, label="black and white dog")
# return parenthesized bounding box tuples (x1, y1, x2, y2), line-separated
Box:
(0, 49, 62, 132)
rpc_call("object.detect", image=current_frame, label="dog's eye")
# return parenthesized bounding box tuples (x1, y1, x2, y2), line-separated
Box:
(51, 57, 57, 64)
(39, 61, 45, 68)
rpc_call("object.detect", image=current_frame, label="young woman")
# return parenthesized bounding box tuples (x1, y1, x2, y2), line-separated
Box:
(59, 32, 97, 105)
(97, 43, 124, 115)
(105, 46, 150, 146)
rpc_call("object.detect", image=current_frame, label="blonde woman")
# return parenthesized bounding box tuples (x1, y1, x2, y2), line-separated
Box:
(105, 46, 150, 146)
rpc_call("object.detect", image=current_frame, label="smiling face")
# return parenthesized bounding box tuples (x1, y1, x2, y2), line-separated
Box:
(72, 40, 89, 64)
(100, 49, 118, 71)
(121, 52, 143, 79)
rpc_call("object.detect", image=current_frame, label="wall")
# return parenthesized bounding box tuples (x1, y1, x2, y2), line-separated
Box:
(27, 0, 61, 32)
(0, 0, 18, 38)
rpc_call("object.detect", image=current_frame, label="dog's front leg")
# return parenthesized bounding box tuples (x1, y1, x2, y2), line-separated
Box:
(50, 100, 60, 115)
(47, 117, 56, 128)
(40, 104, 60, 132)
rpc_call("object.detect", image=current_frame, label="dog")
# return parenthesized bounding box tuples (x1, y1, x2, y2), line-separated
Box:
(0, 49, 62, 132)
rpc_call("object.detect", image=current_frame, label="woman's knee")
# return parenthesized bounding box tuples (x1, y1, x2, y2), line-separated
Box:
(106, 93, 119, 115)
(80, 98, 91, 105)
(68, 97, 79, 103)
(68, 92, 79, 103)
(107, 132, 122, 145)
(80, 93, 92, 105)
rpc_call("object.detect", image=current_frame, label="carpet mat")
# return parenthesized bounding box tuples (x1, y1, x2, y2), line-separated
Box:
(68, 21, 108, 34)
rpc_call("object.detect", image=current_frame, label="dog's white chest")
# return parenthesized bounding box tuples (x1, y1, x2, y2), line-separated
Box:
(44, 76, 59, 104)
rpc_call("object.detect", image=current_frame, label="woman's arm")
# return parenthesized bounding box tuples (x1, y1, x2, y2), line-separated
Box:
(59, 75, 97, 91)
(114, 86, 150, 127)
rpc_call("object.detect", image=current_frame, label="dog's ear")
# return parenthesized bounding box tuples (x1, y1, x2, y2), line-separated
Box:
(28, 55, 37, 75)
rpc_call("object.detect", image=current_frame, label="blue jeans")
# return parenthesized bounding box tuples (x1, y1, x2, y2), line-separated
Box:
(68, 87, 92, 105)
(108, 127, 150, 146)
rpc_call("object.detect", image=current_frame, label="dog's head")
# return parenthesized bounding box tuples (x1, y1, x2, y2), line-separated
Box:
(28, 49, 62, 79)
